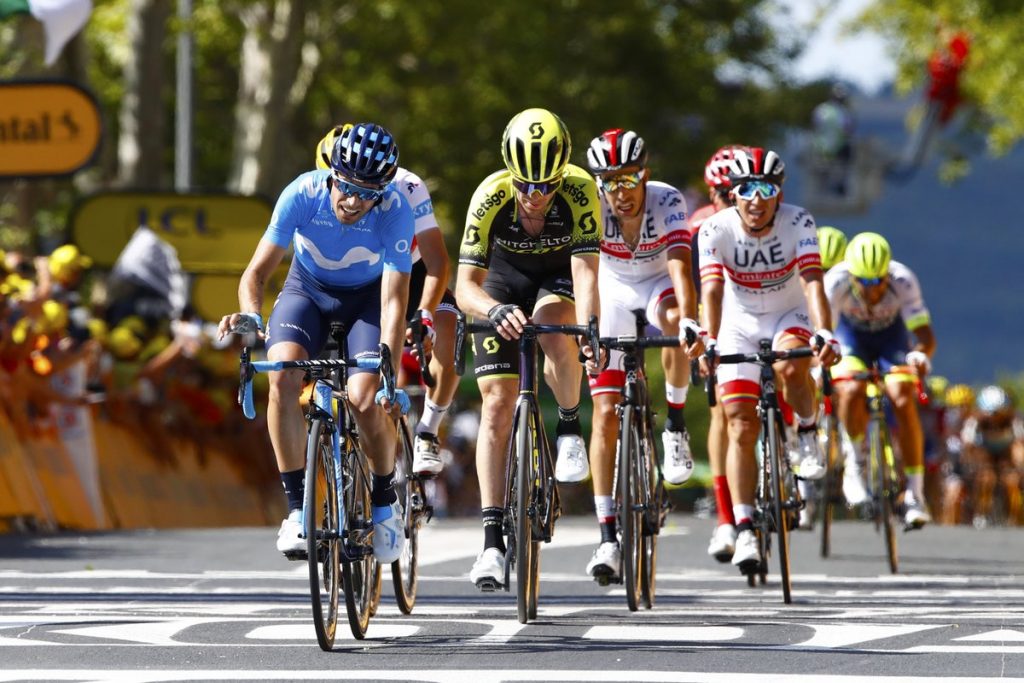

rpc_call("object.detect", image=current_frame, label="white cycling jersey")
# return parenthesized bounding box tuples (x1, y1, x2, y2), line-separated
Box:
(698, 203, 821, 315)
(393, 167, 438, 264)
(825, 260, 931, 332)
(599, 180, 690, 283)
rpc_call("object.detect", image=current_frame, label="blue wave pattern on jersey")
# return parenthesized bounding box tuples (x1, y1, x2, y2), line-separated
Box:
(264, 170, 414, 288)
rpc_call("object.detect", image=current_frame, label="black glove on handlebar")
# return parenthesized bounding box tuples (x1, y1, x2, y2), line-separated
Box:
(488, 303, 522, 328)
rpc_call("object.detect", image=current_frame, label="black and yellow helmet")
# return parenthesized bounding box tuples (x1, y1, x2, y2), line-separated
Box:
(501, 108, 571, 183)
(315, 125, 347, 170)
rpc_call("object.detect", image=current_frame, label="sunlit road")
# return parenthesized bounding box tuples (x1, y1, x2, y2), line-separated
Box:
(2, 515, 1023, 682)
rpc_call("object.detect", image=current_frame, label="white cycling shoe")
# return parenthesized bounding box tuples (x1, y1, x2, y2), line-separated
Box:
(903, 493, 931, 529)
(276, 509, 306, 560)
(371, 500, 405, 563)
(790, 428, 826, 481)
(661, 429, 694, 485)
(555, 434, 590, 483)
(731, 529, 761, 571)
(469, 547, 505, 591)
(413, 433, 444, 477)
(586, 541, 621, 584)
(707, 523, 737, 563)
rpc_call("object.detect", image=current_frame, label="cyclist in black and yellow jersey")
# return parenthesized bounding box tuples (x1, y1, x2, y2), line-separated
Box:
(456, 108, 602, 589)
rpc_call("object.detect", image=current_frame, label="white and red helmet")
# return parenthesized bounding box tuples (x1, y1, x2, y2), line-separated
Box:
(704, 145, 749, 189)
(586, 128, 648, 174)
(726, 147, 786, 185)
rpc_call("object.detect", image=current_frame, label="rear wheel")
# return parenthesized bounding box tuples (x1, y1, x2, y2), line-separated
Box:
(639, 419, 661, 610)
(514, 406, 535, 624)
(768, 411, 793, 604)
(342, 439, 375, 639)
(391, 418, 420, 614)
(305, 418, 340, 652)
(819, 411, 840, 558)
(618, 405, 642, 612)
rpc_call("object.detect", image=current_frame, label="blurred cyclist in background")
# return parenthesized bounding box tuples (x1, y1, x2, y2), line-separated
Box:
(960, 385, 1024, 527)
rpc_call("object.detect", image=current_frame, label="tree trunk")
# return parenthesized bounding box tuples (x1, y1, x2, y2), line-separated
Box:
(117, 0, 170, 189)
(228, 0, 309, 196)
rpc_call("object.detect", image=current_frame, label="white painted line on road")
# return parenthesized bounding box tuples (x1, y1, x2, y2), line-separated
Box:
(246, 623, 417, 640)
(583, 625, 744, 642)
(2, 670, 1022, 683)
(904, 645, 1024, 654)
(52, 619, 215, 646)
(466, 619, 526, 645)
(798, 623, 939, 648)
(955, 628, 1024, 642)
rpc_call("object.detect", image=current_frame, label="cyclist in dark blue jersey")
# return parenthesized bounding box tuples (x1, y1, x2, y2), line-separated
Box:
(218, 123, 414, 564)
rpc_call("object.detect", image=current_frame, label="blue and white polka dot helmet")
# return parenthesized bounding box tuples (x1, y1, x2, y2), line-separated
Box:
(330, 122, 399, 186)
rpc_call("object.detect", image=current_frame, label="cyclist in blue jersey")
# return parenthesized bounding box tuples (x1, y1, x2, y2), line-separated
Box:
(218, 123, 413, 564)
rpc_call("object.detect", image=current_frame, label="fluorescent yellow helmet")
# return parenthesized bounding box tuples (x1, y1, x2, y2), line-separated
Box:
(845, 232, 892, 279)
(501, 108, 571, 183)
(945, 383, 975, 409)
(817, 226, 848, 270)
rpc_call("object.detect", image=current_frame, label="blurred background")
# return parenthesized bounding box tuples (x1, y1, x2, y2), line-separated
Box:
(1, 0, 1020, 531)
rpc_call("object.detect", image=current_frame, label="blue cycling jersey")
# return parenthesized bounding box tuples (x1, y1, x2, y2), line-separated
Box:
(264, 170, 414, 288)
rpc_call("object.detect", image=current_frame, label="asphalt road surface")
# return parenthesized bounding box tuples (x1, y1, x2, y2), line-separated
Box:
(1, 515, 1023, 682)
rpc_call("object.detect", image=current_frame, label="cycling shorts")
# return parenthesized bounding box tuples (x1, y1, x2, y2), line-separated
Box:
(589, 272, 676, 396)
(405, 259, 459, 322)
(716, 305, 813, 404)
(266, 261, 382, 373)
(472, 259, 575, 380)
(832, 315, 911, 380)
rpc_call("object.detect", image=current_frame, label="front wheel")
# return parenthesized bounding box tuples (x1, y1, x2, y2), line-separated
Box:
(767, 412, 793, 604)
(305, 418, 340, 651)
(640, 419, 662, 610)
(874, 421, 899, 574)
(514, 406, 535, 624)
(819, 412, 840, 559)
(617, 405, 642, 612)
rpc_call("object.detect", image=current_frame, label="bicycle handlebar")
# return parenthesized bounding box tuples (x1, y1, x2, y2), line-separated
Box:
(704, 335, 834, 408)
(453, 311, 599, 377)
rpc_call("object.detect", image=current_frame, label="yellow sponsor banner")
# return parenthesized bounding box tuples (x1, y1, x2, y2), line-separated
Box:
(0, 80, 102, 178)
(190, 264, 289, 322)
(70, 192, 274, 273)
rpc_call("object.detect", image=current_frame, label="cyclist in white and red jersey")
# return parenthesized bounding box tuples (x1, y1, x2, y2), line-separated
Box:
(698, 147, 840, 573)
(689, 144, 748, 562)
(826, 231, 936, 528)
(581, 128, 705, 581)
(316, 126, 460, 477)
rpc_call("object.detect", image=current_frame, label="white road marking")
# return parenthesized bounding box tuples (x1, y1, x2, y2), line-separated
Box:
(954, 628, 1024, 642)
(246, 623, 417, 640)
(584, 625, 744, 642)
(797, 623, 939, 648)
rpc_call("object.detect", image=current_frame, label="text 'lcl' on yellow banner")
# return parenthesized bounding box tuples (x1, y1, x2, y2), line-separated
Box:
(0, 80, 102, 179)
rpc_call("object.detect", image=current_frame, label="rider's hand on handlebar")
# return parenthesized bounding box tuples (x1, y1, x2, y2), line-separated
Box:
(697, 337, 718, 378)
(375, 386, 411, 417)
(406, 309, 436, 358)
(813, 328, 841, 366)
(680, 318, 707, 360)
(578, 338, 605, 376)
(905, 350, 931, 375)
(488, 303, 527, 341)
(218, 312, 264, 341)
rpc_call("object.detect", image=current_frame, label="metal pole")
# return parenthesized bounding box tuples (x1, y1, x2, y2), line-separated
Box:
(175, 0, 193, 191)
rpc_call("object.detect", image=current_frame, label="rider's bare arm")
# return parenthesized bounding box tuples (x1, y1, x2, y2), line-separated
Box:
(414, 227, 449, 314)
(381, 269, 411, 359)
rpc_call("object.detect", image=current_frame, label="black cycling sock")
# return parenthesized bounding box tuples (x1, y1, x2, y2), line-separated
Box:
(600, 520, 617, 545)
(280, 468, 305, 513)
(371, 470, 397, 507)
(736, 519, 754, 533)
(482, 507, 506, 553)
(556, 404, 582, 437)
(665, 408, 686, 433)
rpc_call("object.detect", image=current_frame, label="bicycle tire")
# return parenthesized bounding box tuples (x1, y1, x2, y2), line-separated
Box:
(514, 405, 535, 624)
(618, 404, 642, 612)
(767, 410, 793, 604)
(640, 417, 661, 610)
(877, 424, 899, 574)
(305, 417, 340, 651)
(819, 412, 839, 558)
(341, 437, 375, 639)
(391, 418, 420, 614)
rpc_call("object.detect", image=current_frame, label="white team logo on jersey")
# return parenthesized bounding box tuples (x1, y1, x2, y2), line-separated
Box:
(295, 234, 380, 270)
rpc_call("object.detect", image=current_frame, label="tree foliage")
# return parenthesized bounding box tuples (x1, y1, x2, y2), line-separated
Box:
(858, 0, 1024, 156)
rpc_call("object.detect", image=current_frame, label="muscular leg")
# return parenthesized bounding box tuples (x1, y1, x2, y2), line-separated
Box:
(266, 341, 308, 473)
(475, 377, 518, 509)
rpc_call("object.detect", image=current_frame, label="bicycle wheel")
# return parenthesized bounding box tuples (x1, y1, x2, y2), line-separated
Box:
(819, 411, 840, 558)
(514, 405, 535, 624)
(875, 422, 899, 574)
(341, 438, 375, 639)
(305, 417, 340, 651)
(391, 418, 420, 614)
(617, 404, 642, 612)
(639, 417, 662, 610)
(767, 411, 793, 604)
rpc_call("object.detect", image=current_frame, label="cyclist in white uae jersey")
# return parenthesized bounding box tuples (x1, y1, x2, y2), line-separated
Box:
(581, 128, 704, 582)
(698, 147, 839, 575)
(316, 126, 461, 478)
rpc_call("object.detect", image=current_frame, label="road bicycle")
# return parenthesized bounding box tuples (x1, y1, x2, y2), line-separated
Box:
(706, 338, 832, 604)
(599, 310, 693, 611)
(455, 312, 599, 624)
(237, 321, 406, 646)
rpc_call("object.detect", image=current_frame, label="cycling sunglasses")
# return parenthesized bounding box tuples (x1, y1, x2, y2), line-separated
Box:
(512, 177, 561, 196)
(332, 171, 385, 201)
(733, 180, 781, 200)
(854, 276, 886, 287)
(599, 171, 644, 193)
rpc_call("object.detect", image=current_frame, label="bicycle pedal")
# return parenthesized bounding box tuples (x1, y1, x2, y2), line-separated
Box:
(475, 577, 503, 593)
(737, 559, 760, 576)
(282, 549, 308, 562)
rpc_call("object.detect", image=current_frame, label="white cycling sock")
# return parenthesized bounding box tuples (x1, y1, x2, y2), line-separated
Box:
(417, 398, 449, 435)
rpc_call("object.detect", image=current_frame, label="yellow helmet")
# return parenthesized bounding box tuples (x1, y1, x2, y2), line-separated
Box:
(845, 232, 892, 279)
(48, 244, 92, 282)
(315, 124, 350, 171)
(926, 375, 949, 401)
(817, 226, 848, 270)
(501, 108, 571, 183)
(945, 383, 975, 409)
